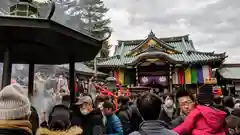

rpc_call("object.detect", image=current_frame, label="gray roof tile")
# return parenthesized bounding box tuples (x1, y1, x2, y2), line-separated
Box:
(59, 63, 106, 75)
(97, 33, 226, 67)
(218, 67, 240, 79)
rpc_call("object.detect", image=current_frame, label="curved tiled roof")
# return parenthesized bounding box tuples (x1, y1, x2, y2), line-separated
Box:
(117, 34, 189, 46)
(97, 52, 225, 67)
(97, 32, 226, 67)
(218, 67, 240, 80)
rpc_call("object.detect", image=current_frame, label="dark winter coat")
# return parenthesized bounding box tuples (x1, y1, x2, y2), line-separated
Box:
(170, 115, 190, 135)
(70, 106, 83, 127)
(213, 104, 231, 116)
(116, 105, 132, 135)
(71, 108, 104, 135)
(116, 104, 143, 135)
(130, 104, 143, 131)
(170, 115, 185, 129)
(129, 120, 178, 135)
(159, 107, 177, 125)
(29, 106, 39, 135)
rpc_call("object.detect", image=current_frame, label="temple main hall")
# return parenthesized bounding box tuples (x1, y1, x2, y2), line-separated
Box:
(97, 31, 226, 93)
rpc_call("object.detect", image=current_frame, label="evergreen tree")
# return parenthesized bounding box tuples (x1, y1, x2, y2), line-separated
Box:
(80, 0, 111, 39)
(65, 0, 111, 59)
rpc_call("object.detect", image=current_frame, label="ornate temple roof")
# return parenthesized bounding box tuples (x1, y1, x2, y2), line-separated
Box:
(97, 31, 227, 67)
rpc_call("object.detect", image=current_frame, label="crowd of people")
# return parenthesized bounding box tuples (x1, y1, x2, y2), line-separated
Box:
(1, 83, 240, 135)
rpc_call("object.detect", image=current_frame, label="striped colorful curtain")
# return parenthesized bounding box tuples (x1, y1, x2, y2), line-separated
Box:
(178, 69, 185, 85)
(202, 65, 210, 80)
(114, 71, 119, 84)
(124, 70, 131, 86)
(197, 67, 204, 84)
(191, 67, 198, 84)
(171, 66, 212, 85)
(208, 66, 212, 78)
(172, 69, 179, 84)
(119, 70, 125, 85)
(185, 67, 191, 84)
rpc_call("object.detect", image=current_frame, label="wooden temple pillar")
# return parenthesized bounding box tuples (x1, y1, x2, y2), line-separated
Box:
(1, 46, 12, 89)
(69, 55, 76, 106)
(28, 63, 34, 97)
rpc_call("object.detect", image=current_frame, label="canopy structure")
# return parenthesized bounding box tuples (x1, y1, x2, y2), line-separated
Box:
(0, 0, 111, 105)
(0, 16, 102, 64)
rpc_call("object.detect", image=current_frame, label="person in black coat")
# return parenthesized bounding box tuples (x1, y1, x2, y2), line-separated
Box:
(29, 106, 39, 135)
(116, 96, 142, 135)
(71, 95, 104, 135)
(37, 104, 83, 135)
(159, 93, 177, 125)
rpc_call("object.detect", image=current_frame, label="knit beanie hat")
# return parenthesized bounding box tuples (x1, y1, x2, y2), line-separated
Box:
(0, 83, 31, 120)
(198, 85, 213, 105)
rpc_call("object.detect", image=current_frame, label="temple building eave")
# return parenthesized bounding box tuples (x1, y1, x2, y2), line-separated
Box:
(126, 52, 184, 66)
(97, 53, 226, 68)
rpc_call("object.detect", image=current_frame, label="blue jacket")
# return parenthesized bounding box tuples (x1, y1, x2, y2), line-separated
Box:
(106, 114, 123, 135)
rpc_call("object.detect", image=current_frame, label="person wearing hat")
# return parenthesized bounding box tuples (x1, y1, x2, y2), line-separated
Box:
(71, 95, 104, 135)
(173, 86, 228, 135)
(103, 100, 123, 135)
(0, 83, 32, 135)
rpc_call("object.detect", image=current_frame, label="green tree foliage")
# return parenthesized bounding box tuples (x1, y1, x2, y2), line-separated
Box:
(65, 0, 111, 59)
(80, 0, 111, 39)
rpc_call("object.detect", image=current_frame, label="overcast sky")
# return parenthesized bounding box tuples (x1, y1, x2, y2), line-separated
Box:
(103, 0, 240, 63)
(1, 0, 239, 63)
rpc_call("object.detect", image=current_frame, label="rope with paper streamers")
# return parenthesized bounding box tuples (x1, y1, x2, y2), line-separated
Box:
(94, 83, 130, 111)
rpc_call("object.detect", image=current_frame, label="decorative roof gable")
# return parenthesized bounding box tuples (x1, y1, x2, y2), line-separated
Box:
(127, 31, 180, 56)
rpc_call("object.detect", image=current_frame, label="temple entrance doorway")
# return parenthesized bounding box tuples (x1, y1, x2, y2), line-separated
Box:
(138, 62, 169, 93)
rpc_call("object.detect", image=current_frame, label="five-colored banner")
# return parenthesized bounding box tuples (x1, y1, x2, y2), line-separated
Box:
(114, 65, 213, 85)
